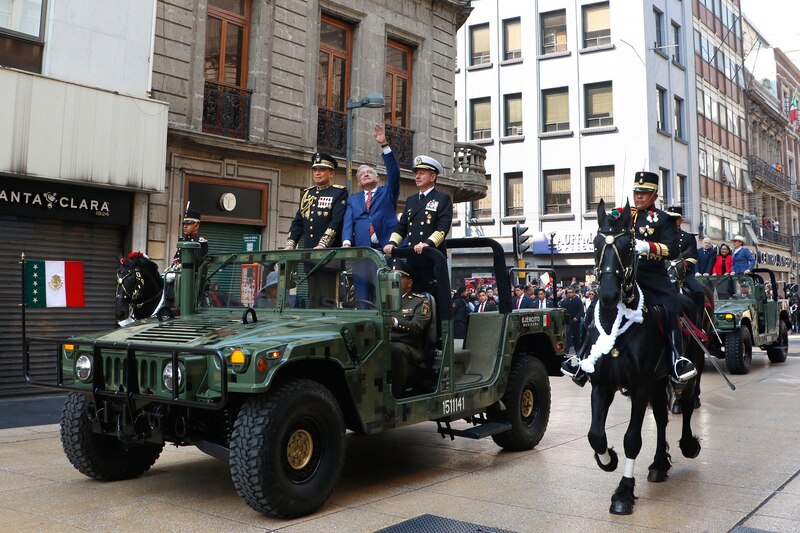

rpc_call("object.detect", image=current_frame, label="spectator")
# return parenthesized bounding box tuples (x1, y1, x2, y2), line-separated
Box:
(696, 237, 717, 276)
(559, 287, 585, 354)
(731, 235, 756, 274)
(712, 244, 733, 275)
(532, 288, 553, 309)
(512, 285, 534, 310)
(452, 286, 470, 341)
(473, 289, 497, 313)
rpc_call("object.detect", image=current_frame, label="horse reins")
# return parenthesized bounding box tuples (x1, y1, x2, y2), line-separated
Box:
(595, 228, 637, 305)
(116, 269, 160, 309)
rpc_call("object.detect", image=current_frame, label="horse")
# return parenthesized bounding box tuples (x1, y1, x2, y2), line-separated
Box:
(115, 252, 165, 323)
(582, 199, 702, 515)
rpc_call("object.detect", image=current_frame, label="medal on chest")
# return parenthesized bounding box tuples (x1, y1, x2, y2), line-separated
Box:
(317, 196, 333, 209)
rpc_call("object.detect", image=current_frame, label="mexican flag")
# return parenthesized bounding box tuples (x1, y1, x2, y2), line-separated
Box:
(24, 260, 85, 308)
(791, 92, 798, 124)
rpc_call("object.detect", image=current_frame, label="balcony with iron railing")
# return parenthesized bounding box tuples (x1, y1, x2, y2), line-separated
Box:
(316, 108, 346, 157)
(749, 155, 791, 192)
(384, 124, 414, 169)
(450, 142, 488, 203)
(756, 224, 791, 247)
(793, 236, 800, 255)
(202, 81, 252, 140)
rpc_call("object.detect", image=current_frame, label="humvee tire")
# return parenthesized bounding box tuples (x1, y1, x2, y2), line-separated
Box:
(725, 328, 752, 374)
(488, 356, 551, 451)
(230, 379, 346, 518)
(60, 393, 163, 481)
(766, 320, 789, 363)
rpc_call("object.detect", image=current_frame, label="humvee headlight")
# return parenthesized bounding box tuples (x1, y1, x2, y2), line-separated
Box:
(163, 362, 183, 391)
(724, 313, 734, 320)
(75, 355, 92, 382)
(227, 348, 250, 373)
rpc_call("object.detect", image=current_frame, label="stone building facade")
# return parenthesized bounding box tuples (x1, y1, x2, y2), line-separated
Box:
(149, 0, 478, 265)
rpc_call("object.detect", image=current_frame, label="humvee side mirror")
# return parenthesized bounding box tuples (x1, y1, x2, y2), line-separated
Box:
(385, 270, 403, 311)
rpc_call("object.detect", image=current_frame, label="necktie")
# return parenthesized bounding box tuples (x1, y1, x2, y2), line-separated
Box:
(366, 190, 374, 236)
(419, 192, 424, 201)
(517, 297, 522, 310)
(480, 303, 485, 312)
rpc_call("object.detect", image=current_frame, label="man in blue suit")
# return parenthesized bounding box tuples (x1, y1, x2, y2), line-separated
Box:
(731, 235, 756, 274)
(342, 124, 400, 249)
(512, 285, 534, 310)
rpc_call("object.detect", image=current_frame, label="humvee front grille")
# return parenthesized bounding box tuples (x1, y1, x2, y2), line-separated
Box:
(103, 354, 159, 391)
(129, 321, 219, 344)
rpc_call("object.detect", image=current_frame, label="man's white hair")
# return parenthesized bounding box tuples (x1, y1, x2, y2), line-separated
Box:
(356, 165, 377, 179)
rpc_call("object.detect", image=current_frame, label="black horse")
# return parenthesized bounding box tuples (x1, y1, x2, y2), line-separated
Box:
(115, 252, 164, 322)
(583, 200, 702, 515)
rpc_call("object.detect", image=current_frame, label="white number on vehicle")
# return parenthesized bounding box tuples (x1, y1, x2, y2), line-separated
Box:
(442, 396, 464, 415)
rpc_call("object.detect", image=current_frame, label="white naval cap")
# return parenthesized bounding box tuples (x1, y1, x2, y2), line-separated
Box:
(412, 155, 443, 175)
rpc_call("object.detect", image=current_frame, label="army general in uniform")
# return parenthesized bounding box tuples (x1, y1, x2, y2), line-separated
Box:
(285, 152, 348, 249)
(389, 260, 433, 398)
(383, 155, 453, 292)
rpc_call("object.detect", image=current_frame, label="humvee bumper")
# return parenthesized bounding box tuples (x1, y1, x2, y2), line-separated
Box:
(24, 336, 229, 411)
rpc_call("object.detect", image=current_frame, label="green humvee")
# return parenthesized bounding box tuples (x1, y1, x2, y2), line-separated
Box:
(703, 268, 789, 374)
(23, 238, 566, 518)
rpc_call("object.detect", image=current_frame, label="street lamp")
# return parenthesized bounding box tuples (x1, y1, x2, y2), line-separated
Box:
(345, 92, 385, 192)
(549, 232, 557, 271)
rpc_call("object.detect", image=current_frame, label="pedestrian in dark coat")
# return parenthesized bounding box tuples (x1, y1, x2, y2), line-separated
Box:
(452, 286, 470, 340)
(559, 287, 585, 353)
(696, 236, 717, 275)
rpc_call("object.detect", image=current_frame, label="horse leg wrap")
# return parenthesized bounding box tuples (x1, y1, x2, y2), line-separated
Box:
(623, 457, 635, 478)
(594, 447, 618, 472)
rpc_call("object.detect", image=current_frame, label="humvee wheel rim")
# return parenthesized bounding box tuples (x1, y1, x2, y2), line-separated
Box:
(287, 429, 314, 470)
(521, 388, 534, 418)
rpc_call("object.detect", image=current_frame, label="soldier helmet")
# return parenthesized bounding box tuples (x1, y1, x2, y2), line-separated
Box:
(633, 171, 659, 193)
(183, 209, 201, 224)
(412, 155, 444, 175)
(311, 152, 338, 170)
(392, 259, 415, 278)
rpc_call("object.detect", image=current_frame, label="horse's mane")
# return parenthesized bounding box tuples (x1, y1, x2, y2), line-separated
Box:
(125, 251, 163, 288)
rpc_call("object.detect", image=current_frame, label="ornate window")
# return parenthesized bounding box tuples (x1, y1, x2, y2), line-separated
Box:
(316, 16, 352, 155)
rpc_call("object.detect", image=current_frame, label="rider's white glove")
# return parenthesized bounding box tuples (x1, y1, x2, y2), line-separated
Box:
(634, 240, 651, 255)
(165, 272, 176, 283)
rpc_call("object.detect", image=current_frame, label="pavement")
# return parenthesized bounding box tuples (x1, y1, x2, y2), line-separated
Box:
(1, 341, 799, 532)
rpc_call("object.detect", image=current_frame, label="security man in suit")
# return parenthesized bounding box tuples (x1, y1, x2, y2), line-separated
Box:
(389, 260, 433, 398)
(342, 124, 400, 249)
(285, 152, 349, 249)
(383, 155, 453, 291)
(563, 171, 696, 384)
(666, 205, 706, 319)
(512, 284, 534, 310)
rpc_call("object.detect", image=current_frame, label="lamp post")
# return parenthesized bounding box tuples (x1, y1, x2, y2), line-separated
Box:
(549, 232, 557, 271)
(345, 92, 385, 192)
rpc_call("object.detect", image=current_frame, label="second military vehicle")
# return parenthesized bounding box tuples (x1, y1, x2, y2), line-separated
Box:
(703, 268, 789, 374)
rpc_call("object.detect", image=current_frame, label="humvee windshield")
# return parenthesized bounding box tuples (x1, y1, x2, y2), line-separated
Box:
(197, 251, 379, 311)
(703, 275, 753, 300)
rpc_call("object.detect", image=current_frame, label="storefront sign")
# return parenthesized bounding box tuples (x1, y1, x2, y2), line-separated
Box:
(758, 251, 792, 268)
(0, 176, 131, 225)
(242, 234, 261, 252)
(532, 230, 596, 255)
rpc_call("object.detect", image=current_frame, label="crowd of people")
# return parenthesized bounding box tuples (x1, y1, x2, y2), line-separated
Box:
(451, 277, 596, 354)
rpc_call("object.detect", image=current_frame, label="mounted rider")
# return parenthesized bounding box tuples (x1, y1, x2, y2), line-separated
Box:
(665, 205, 706, 321)
(562, 171, 697, 384)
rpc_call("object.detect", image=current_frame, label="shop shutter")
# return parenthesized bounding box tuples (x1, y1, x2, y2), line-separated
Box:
(199, 223, 262, 304)
(0, 216, 125, 397)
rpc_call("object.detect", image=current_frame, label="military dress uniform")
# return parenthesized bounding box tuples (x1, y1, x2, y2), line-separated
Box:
(286, 153, 349, 249)
(387, 156, 453, 253)
(390, 290, 432, 398)
(666, 206, 705, 316)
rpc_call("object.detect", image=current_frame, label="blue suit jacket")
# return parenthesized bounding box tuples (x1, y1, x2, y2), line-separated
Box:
(731, 246, 756, 273)
(342, 149, 401, 247)
(512, 295, 534, 309)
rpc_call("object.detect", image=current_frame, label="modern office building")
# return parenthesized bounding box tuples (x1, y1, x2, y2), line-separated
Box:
(452, 0, 698, 282)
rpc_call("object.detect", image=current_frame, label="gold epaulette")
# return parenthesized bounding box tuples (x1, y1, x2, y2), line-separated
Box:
(331, 184, 345, 189)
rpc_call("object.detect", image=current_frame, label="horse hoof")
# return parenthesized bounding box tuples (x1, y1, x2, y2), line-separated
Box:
(671, 402, 682, 414)
(680, 436, 701, 459)
(694, 397, 701, 409)
(609, 501, 634, 515)
(647, 468, 667, 483)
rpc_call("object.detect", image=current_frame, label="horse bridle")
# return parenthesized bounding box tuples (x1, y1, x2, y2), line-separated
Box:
(595, 227, 638, 305)
(116, 269, 150, 309)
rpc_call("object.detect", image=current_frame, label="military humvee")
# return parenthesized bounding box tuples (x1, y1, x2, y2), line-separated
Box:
(703, 268, 789, 374)
(23, 238, 566, 518)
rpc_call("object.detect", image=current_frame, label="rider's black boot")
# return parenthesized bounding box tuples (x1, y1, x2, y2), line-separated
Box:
(669, 329, 697, 382)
